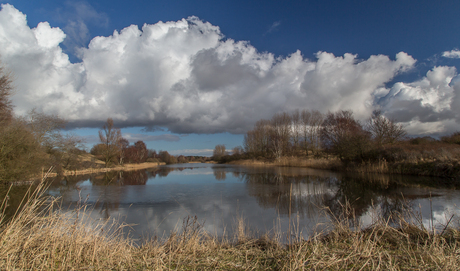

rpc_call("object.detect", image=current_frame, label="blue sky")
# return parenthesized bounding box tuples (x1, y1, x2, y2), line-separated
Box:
(1, 0, 460, 155)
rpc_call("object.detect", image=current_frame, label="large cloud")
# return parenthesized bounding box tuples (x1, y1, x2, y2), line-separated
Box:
(1, 4, 459, 135)
(378, 66, 460, 135)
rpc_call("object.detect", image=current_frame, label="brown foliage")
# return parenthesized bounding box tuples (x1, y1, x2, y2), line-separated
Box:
(366, 110, 406, 145)
(212, 144, 226, 161)
(0, 118, 45, 182)
(98, 118, 122, 167)
(0, 62, 13, 123)
(124, 140, 148, 164)
(441, 131, 460, 145)
(320, 110, 371, 161)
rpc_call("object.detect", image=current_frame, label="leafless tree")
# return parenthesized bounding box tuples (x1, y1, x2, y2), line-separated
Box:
(244, 119, 271, 157)
(300, 109, 323, 156)
(366, 110, 406, 145)
(213, 144, 227, 160)
(26, 109, 84, 171)
(26, 109, 66, 150)
(117, 137, 129, 165)
(134, 140, 148, 163)
(308, 110, 324, 155)
(300, 109, 311, 155)
(99, 118, 122, 167)
(270, 112, 291, 159)
(290, 110, 301, 155)
(0, 61, 13, 124)
(232, 146, 244, 156)
(321, 110, 371, 161)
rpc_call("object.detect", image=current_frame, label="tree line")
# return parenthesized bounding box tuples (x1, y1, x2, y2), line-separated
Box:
(214, 107, 460, 165)
(236, 109, 408, 163)
(90, 118, 209, 166)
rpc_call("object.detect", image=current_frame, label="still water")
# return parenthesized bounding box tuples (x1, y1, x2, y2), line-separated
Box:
(7, 163, 460, 240)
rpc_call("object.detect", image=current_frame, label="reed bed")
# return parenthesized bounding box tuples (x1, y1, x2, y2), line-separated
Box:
(230, 157, 342, 171)
(1, 180, 459, 270)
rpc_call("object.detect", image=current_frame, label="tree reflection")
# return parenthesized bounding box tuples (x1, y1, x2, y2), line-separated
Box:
(148, 167, 176, 178)
(243, 170, 336, 218)
(241, 168, 425, 223)
(322, 173, 411, 223)
(213, 168, 227, 181)
(90, 172, 123, 218)
(121, 170, 148, 185)
(90, 171, 123, 186)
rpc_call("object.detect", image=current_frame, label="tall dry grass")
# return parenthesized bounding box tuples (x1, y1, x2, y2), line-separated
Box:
(1, 178, 459, 270)
(230, 156, 343, 171)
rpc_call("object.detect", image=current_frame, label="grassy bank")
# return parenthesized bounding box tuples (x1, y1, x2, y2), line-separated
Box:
(1, 181, 459, 270)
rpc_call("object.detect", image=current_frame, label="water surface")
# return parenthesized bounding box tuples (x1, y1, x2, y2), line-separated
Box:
(5, 163, 460, 241)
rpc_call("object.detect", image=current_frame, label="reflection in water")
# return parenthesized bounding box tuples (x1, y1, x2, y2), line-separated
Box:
(243, 171, 336, 218)
(2, 163, 459, 241)
(213, 167, 227, 181)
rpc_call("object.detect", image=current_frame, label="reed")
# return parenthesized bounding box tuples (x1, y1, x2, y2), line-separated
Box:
(1, 179, 459, 270)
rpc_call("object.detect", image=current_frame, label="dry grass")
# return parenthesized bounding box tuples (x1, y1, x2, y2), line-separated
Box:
(1, 179, 459, 270)
(229, 157, 342, 171)
(61, 161, 166, 176)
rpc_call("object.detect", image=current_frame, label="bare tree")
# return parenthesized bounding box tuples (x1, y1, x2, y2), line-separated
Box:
(291, 110, 301, 155)
(300, 109, 323, 156)
(26, 109, 66, 150)
(117, 137, 129, 165)
(213, 144, 227, 160)
(232, 146, 244, 156)
(244, 119, 271, 157)
(300, 109, 311, 155)
(270, 112, 291, 159)
(99, 118, 122, 167)
(0, 61, 13, 124)
(321, 110, 371, 161)
(25, 109, 85, 171)
(134, 140, 148, 163)
(52, 133, 85, 170)
(308, 110, 324, 155)
(366, 110, 406, 145)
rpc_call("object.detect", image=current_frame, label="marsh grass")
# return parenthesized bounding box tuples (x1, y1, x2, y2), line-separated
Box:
(1, 179, 459, 270)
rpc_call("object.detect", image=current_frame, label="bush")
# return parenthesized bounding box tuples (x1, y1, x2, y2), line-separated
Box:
(360, 147, 406, 163)
(409, 136, 437, 145)
(0, 119, 46, 182)
(146, 158, 159, 163)
(441, 132, 460, 145)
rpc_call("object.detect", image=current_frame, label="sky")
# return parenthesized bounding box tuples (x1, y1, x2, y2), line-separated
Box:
(1, 0, 460, 156)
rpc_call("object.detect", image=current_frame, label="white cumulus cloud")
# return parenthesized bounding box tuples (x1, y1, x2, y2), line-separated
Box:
(442, 49, 460, 59)
(1, 4, 460, 136)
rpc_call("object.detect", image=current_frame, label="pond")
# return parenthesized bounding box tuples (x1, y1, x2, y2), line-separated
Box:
(4, 163, 460, 241)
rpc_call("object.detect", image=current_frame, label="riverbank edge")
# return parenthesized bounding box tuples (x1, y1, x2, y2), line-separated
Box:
(58, 161, 166, 176)
(55, 161, 217, 177)
(7, 162, 167, 186)
(228, 157, 460, 181)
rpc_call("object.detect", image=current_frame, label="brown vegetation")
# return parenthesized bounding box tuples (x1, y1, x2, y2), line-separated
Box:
(216, 109, 460, 181)
(0, 62, 84, 183)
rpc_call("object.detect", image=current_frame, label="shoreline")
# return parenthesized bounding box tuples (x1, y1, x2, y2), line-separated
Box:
(9, 162, 167, 186)
(59, 161, 166, 176)
(228, 157, 460, 184)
